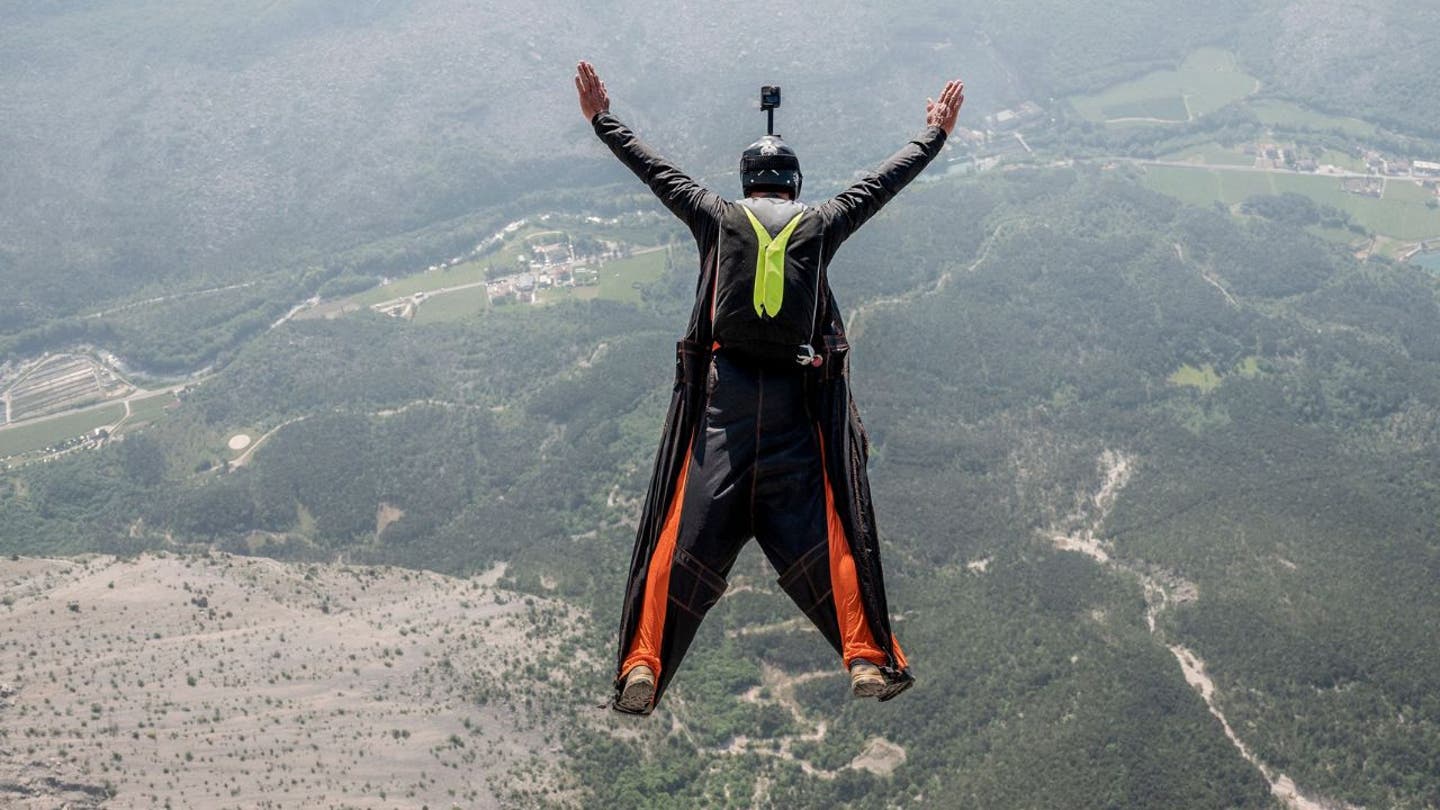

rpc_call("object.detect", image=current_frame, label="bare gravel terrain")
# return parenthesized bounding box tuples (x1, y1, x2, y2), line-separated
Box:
(0, 552, 582, 809)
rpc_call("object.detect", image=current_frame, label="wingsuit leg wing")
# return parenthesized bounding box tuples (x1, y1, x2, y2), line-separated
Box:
(612, 280, 912, 712)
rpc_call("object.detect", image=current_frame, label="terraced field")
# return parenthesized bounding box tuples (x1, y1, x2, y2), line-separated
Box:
(0, 402, 126, 461)
(2, 354, 130, 423)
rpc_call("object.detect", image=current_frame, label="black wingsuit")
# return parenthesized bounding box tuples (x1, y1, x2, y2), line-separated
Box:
(592, 111, 947, 713)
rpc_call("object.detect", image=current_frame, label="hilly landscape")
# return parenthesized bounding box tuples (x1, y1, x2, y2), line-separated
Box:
(3, 1, 1440, 808)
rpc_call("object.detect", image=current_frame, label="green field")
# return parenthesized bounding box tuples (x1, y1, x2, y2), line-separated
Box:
(1142, 166, 1440, 241)
(1384, 180, 1434, 205)
(1161, 143, 1368, 172)
(1245, 99, 1377, 137)
(1310, 224, 1366, 246)
(1318, 148, 1367, 172)
(412, 285, 491, 323)
(0, 403, 125, 459)
(1414, 252, 1440, 272)
(351, 261, 490, 306)
(123, 391, 180, 425)
(1071, 49, 1257, 124)
(1102, 95, 1191, 122)
(535, 285, 601, 305)
(1161, 143, 1255, 167)
(595, 249, 668, 304)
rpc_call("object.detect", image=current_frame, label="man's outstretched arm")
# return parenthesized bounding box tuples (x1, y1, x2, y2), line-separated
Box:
(575, 61, 724, 237)
(817, 78, 965, 248)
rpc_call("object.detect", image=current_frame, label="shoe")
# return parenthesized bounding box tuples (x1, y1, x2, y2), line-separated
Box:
(850, 659, 886, 699)
(617, 665, 655, 713)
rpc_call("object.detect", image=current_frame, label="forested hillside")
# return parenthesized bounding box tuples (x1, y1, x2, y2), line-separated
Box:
(1240, 0, 1440, 139)
(10, 0, 1436, 365)
(6, 169, 1438, 807)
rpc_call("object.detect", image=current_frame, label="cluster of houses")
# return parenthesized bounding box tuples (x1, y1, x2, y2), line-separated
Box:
(1358, 152, 1440, 180)
(369, 211, 646, 317)
(985, 101, 1045, 132)
(485, 237, 611, 305)
(1235, 142, 1440, 202)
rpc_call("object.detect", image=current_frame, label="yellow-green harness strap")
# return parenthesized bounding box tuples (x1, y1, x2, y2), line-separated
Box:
(742, 207, 804, 318)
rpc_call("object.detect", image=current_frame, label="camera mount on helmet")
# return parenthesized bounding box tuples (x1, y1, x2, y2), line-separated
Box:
(742, 84, 802, 198)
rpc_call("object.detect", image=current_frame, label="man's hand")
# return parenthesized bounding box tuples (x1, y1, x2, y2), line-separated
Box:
(575, 60, 610, 121)
(925, 79, 965, 136)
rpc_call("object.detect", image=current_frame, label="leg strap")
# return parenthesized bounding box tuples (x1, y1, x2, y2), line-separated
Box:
(614, 548, 728, 716)
(668, 547, 729, 619)
(775, 542, 844, 656)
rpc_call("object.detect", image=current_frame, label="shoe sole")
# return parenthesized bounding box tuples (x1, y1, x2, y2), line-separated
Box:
(851, 676, 887, 699)
(616, 678, 655, 713)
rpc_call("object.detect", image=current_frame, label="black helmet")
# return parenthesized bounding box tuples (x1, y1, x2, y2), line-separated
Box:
(740, 135, 802, 198)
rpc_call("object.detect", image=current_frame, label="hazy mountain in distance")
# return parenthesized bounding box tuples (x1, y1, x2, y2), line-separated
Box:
(6, 0, 1434, 344)
(1, 0, 1262, 324)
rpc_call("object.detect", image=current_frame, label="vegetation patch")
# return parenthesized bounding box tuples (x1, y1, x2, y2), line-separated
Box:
(596, 250, 667, 304)
(351, 260, 490, 307)
(1244, 99, 1377, 138)
(1071, 49, 1256, 124)
(124, 391, 181, 427)
(1161, 143, 1255, 167)
(1168, 363, 1223, 392)
(1102, 95, 1190, 122)
(1142, 166, 1440, 240)
(412, 285, 491, 324)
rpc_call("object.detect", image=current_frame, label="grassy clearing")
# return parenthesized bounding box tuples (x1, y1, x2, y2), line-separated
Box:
(1318, 149, 1367, 172)
(1169, 363, 1222, 392)
(1142, 166, 1440, 241)
(1309, 224, 1366, 247)
(0, 403, 126, 459)
(1162, 143, 1255, 167)
(595, 250, 667, 305)
(1246, 99, 1377, 137)
(1145, 165, 1224, 207)
(1384, 181, 1434, 205)
(535, 285, 600, 305)
(1169, 357, 1260, 392)
(351, 261, 490, 306)
(1270, 175, 1440, 240)
(1217, 170, 1274, 201)
(123, 391, 180, 426)
(412, 285, 491, 324)
(1103, 96, 1189, 122)
(1072, 48, 1256, 124)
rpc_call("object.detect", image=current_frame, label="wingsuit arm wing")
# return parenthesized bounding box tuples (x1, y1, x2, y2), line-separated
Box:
(592, 111, 726, 242)
(815, 125, 948, 251)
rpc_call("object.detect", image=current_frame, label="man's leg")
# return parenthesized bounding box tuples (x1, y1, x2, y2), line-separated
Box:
(751, 383, 892, 674)
(618, 355, 757, 710)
